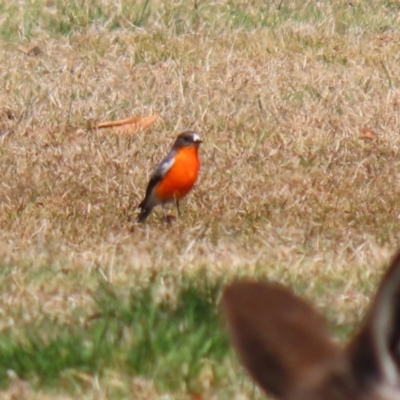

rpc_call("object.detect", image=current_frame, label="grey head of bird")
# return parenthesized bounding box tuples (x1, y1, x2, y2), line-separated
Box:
(173, 131, 203, 149)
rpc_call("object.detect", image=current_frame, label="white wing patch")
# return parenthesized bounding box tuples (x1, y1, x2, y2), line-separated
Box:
(157, 156, 175, 178)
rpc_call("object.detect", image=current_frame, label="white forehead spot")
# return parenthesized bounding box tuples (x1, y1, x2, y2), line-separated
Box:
(192, 132, 201, 142)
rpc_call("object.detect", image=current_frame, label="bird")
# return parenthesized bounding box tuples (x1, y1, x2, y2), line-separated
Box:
(137, 131, 202, 223)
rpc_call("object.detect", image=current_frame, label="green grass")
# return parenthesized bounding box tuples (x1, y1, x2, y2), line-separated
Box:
(0, 266, 377, 395)
(1, 0, 400, 40)
(0, 276, 229, 395)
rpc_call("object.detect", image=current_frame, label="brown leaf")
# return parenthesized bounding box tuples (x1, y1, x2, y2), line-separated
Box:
(379, 33, 395, 43)
(17, 45, 43, 57)
(96, 114, 159, 135)
(359, 127, 378, 140)
(28, 45, 43, 57)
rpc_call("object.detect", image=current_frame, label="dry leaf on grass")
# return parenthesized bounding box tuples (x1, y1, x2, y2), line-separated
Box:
(17, 45, 43, 57)
(96, 114, 159, 135)
(359, 127, 378, 140)
(379, 33, 396, 43)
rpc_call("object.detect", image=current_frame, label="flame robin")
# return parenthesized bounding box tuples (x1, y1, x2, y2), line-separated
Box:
(137, 131, 202, 223)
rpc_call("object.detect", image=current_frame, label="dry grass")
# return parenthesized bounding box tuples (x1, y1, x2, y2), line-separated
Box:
(1, 0, 400, 398)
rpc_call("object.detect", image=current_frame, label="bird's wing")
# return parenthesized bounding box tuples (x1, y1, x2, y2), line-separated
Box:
(139, 151, 175, 207)
(154, 152, 175, 179)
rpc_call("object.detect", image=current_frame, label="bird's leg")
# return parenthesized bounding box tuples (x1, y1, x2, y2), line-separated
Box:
(174, 195, 181, 217)
(162, 204, 169, 223)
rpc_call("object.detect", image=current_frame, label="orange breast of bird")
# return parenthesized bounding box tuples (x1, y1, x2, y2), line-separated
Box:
(155, 146, 200, 203)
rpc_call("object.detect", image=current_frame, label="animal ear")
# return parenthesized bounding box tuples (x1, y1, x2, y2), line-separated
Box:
(348, 251, 400, 388)
(221, 281, 343, 399)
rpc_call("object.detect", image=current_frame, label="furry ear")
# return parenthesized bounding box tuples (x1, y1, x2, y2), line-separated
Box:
(348, 251, 400, 388)
(221, 281, 344, 399)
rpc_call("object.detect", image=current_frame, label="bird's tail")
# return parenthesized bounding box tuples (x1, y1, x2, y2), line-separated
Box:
(137, 205, 152, 223)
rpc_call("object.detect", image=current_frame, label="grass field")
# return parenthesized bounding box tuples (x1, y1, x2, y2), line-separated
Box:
(1, 0, 400, 398)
